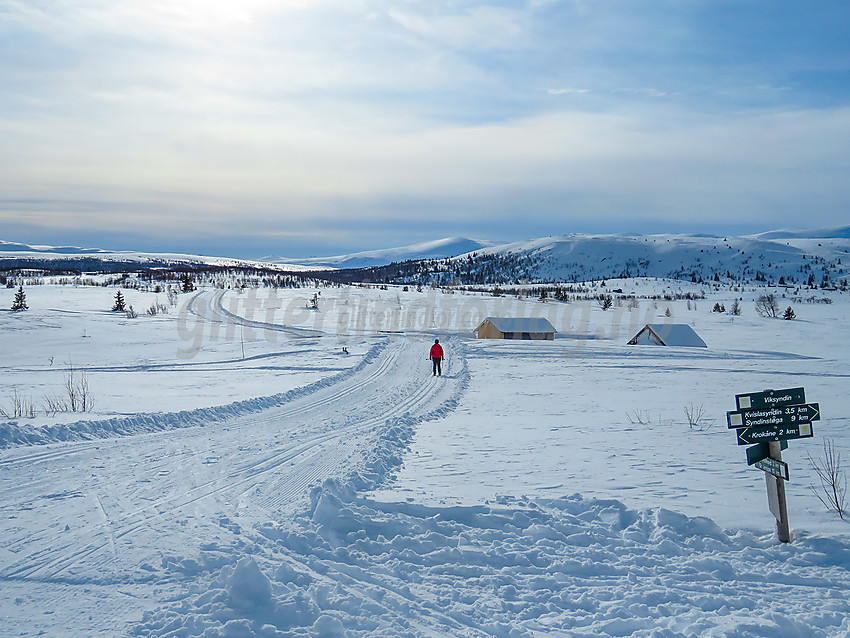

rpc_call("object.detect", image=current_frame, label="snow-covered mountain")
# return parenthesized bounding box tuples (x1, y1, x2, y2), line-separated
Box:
(3, 227, 849, 286)
(0, 240, 309, 272)
(0, 240, 110, 255)
(750, 225, 850, 240)
(343, 230, 850, 287)
(264, 237, 496, 270)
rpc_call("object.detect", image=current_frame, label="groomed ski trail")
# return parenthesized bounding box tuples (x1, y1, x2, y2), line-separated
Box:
(0, 335, 468, 638)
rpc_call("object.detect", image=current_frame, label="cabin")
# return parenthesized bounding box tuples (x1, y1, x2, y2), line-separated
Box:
(474, 317, 556, 340)
(627, 323, 707, 348)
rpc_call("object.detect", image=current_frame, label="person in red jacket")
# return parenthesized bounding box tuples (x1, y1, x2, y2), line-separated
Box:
(429, 339, 444, 376)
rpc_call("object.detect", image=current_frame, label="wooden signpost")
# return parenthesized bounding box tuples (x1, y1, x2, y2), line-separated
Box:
(728, 387, 820, 543)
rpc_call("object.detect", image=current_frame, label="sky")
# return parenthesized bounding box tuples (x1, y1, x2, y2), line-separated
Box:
(1, 0, 849, 259)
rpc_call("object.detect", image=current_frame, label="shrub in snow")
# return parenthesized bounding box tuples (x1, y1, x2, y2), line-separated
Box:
(683, 403, 714, 430)
(146, 299, 168, 315)
(783, 305, 796, 320)
(41, 393, 68, 416)
(808, 439, 847, 519)
(755, 293, 779, 318)
(64, 365, 94, 413)
(0, 389, 36, 419)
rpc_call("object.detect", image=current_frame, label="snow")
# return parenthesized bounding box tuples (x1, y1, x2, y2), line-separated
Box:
(750, 226, 850, 240)
(134, 488, 850, 638)
(1, 279, 849, 637)
(434, 232, 850, 285)
(267, 237, 497, 270)
(0, 239, 302, 271)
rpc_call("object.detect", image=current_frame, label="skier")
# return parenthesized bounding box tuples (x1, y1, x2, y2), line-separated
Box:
(429, 339, 444, 376)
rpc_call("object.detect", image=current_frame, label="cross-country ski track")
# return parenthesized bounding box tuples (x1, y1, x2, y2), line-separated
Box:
(0, 315, 466, 636)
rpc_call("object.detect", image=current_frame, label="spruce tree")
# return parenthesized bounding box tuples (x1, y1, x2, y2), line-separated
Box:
(181, 274, 195, 293)
(112, 290, 126, 312)
(11, 285, 27, 311)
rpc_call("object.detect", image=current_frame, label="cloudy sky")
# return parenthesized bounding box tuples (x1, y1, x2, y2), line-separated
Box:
(1, 1, 849, 258)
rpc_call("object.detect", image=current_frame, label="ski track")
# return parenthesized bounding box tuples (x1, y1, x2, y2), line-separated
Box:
(0, 301, 469, 637)
(203, 289, 326, 339)
(0, 329, 386, 451)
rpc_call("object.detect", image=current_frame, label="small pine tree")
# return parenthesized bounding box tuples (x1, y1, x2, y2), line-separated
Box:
(783, 306, 796, 320)
(181, 274, 195, 293)
(11, 285, 28, 311)
(112, 290, 126, 312)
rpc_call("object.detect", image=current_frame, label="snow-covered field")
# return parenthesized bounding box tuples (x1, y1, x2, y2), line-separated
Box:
(1, 281, 848, 637)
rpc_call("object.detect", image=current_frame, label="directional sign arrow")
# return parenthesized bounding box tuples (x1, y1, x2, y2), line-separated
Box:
(736, 387, 805, 411)
(736, 422, 814, 446)
(727, 403, 820, 429)
(746, 440, 788, 465)
(755, 457, 790, 481)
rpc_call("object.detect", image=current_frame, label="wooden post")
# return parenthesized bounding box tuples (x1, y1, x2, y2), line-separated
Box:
(768, 440, 791, 543)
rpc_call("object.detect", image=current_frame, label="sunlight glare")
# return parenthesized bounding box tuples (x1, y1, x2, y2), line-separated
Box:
(130, 0, 319, 32)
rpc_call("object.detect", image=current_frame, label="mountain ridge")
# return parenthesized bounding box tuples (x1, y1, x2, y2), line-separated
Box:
(261, 237, 496, 270)
(2, 228, 849, 287)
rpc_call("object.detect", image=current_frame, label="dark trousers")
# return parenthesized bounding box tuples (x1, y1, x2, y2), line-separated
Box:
(432, 357, 442, 375)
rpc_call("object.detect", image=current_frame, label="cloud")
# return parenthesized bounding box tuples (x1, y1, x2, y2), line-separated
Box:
(548, 88, 590, 95)
(3, 99, 849, 235)
(1, 0, 849, 250)
(618, 88, 668, 98)
(387, 5, 526, 51)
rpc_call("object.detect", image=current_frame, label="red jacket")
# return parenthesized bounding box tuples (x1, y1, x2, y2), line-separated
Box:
(430, 343, 444, 359)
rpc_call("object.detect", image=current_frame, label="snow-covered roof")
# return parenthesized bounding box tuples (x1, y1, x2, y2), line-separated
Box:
(477, 317, 557, 334)
(630, 323, 707, 347)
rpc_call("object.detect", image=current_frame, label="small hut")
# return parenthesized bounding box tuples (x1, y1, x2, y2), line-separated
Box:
(475, 317, 556, 340)
(627, 323, 707, 348)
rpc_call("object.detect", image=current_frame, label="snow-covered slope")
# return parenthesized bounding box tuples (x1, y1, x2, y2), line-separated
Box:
(265, 237, 496, 270)
(750, 225, 850, 240)
(5, 228, 850, 285)
(484, 232, 848, 282)
(0, 239, 309, 271)
(0, 240, 111, 255)
(363, 232, 850, 286)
